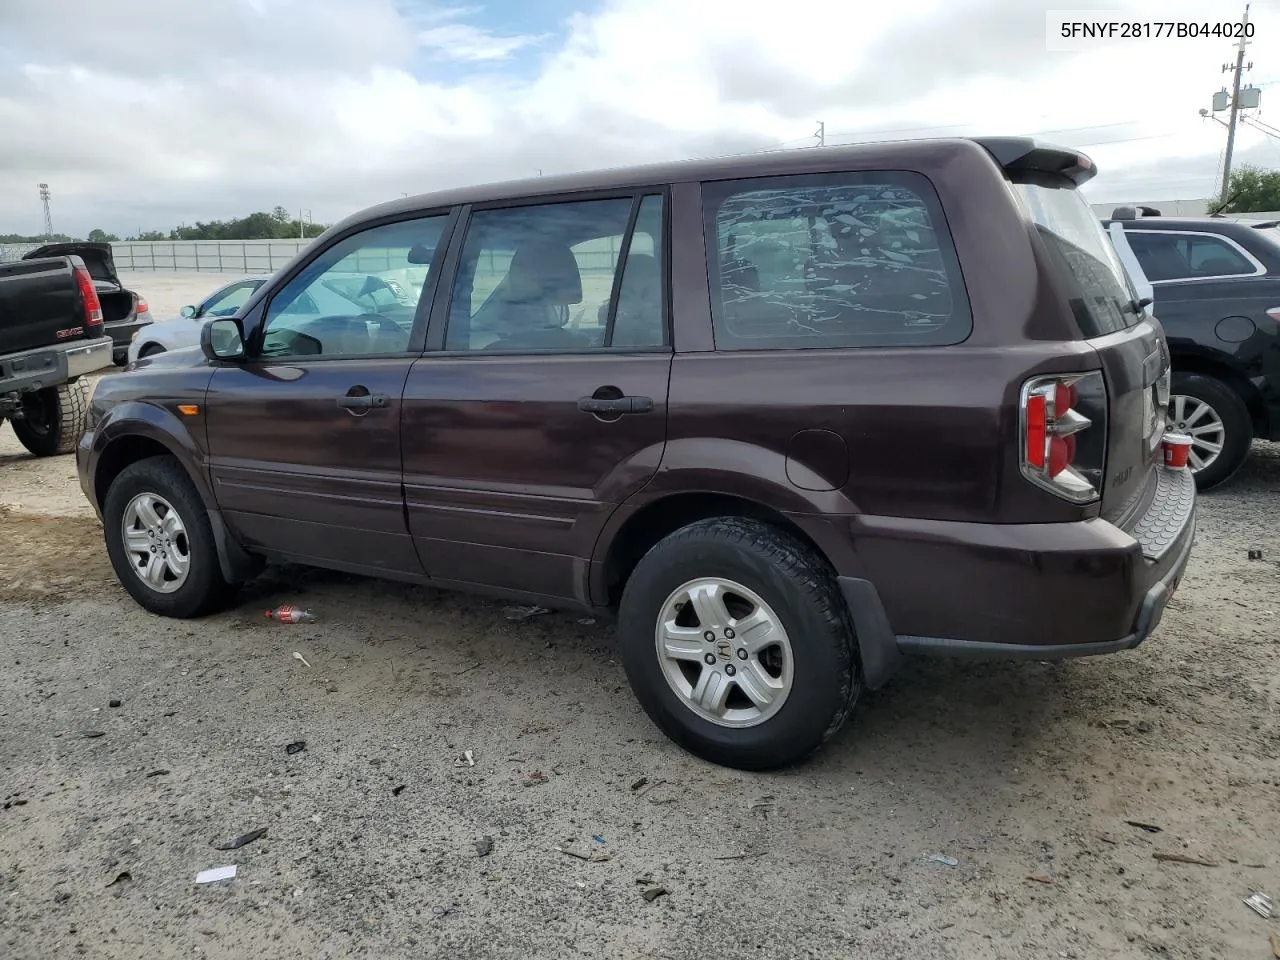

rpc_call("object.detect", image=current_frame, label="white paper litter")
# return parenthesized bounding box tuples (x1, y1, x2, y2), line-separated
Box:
(195, 865, 237, 884)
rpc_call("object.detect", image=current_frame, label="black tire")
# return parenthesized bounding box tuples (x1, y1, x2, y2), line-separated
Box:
(138, 343, 166, 359)
(617, 517, 860, 771)
(103, 455, 236, 618)
(1169, 372, 1251, 491)
(11, 380, 89, 457)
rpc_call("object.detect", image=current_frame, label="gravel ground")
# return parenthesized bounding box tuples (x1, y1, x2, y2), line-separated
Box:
(1, 322, 1279, 957)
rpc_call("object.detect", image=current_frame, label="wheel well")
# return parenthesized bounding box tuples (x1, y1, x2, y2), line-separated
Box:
(94, 436, 175, 507)
(1171, 353, 1268, 435)
(601, 492, 835, 607)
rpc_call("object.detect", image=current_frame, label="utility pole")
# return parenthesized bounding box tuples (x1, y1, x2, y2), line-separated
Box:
(37, 183, 52, 239)
(1220, 3, 1252, 200)
(814, 121, 825, 147)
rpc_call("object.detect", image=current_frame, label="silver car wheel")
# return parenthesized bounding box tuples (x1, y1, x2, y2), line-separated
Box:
(121, 492, 191, 594)
(654, 577, 794, 729)
(1168, 394, 1226, 473)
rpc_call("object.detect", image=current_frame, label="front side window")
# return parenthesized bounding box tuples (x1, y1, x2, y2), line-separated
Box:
(260, 214, 449, 358)
(1125, 231, 1258, 282)
(444, 194, 666, 352)
(201, 281, 261, 317)
(702, 172, 972, 350)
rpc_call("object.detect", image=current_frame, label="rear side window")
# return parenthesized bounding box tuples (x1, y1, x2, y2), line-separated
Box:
(1011, 177, 1140, 336)
(1125, 230, 1259, 282)
(702, 172, 972, 350)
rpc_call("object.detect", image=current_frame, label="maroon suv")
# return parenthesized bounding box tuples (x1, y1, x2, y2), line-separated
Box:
(77, 137, 1196, 770)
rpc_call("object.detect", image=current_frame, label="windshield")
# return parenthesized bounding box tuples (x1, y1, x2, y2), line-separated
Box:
(1011, 177, 1141, 336)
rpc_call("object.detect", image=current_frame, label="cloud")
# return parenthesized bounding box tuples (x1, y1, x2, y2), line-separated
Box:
(416, 23, 545, 62)
(0, 0, 1275, 237)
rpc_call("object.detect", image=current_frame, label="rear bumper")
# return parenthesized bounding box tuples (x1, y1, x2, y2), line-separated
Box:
(0, 336, 113, 396)
(816, 465, 1197, 689)
(105, 318, 151, 359)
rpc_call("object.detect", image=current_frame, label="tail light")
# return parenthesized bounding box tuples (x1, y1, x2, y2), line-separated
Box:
(75, 265, 104, 332)
(135, 297, 151, 316)
(1019, 371, 1108, 502)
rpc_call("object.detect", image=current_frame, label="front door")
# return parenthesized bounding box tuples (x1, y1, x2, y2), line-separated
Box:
(403, 193, 672, 602)
(204, 212, 454, 578)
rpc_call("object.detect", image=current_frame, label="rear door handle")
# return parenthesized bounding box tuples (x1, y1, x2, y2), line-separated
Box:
(577, 395, 654, 414)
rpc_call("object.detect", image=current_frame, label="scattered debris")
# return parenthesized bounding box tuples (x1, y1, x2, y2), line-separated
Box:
(213, 827, 268, 851)
(195, 865, 237, 885)
(748, 797, 776, 819)
(523, 770, 547, 787)
(503, 604, 551, 621)
(1269, 930, 1280, 958)
(292, 651, 312, 669)
(1248, 548, 1264, 561)
(285, 741, 306, 756)
(712, 852, 764, 861)
(1026, 874, 1055, 884)
(1124, 820, 1162, 834)
(576, 617, 596, 625)
(392, 785, 406, 797)
(558, 841, 612, 862)
(455, 661, 483, 676)
(640, 884, 668, 902)
(108, 699, 122, 708)
(145, 770, 170, 778)
(630, 777, 648, 792)
(82, 731, 105, 739)
(3, 798, 28, 810)
(474, 836, 494, 858)
(1153, 851, 1217, 867)
(105, 871, 132, 888)
(454, 750, 476, 768)
(1244, 891, 1274, 919)
(592, 835, 606, 845)
(921, 854, 959, 867)
(265, 605, 316, 624)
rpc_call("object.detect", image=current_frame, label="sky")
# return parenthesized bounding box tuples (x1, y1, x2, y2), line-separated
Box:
(2, 0, 1279, 237)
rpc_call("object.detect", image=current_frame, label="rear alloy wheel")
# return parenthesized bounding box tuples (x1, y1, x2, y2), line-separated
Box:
(1168, 372, 1251, 490)
(11, 380, 89, 457)
(618, 517, 860, 771)
(103, 455, 236, 617)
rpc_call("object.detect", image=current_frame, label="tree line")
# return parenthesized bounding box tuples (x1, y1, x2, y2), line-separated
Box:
(2, 207, 327, 245)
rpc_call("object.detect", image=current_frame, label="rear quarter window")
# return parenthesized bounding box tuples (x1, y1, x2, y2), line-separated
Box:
(702, 172, 972, 350)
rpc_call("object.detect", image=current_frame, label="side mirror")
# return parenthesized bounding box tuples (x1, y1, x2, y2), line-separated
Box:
(201, 318, 246, 362)
(180, 305, 198, 319)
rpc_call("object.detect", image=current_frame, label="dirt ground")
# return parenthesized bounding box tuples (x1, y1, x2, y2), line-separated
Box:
(1, 322, 1279, 957)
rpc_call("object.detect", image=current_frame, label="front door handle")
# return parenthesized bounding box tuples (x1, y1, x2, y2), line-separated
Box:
(577, 395, 654, 414)
(337, 391, 389, 412)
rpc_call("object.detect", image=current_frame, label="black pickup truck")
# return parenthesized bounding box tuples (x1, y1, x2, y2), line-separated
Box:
(1, 253, 114, 456)
(20, 242, 152, 365)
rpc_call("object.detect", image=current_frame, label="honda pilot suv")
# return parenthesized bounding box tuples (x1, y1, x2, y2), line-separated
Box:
(77, 138, 1196, 771)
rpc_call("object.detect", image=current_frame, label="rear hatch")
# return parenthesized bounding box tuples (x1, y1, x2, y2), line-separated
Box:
(1008, 173, 1169, 522)
(23, 242, 120, 288)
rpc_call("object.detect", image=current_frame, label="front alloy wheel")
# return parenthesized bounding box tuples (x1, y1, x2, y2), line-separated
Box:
(121, 492, 191, 593)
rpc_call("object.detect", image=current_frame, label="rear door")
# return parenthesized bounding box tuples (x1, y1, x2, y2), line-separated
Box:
(401, 192, 671, 603)
(1012, 179, 1168, 520)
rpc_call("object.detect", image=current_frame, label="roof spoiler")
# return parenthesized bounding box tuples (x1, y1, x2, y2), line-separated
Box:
(1111, 205, 1162, 220)
(971, 137, 1097, 185)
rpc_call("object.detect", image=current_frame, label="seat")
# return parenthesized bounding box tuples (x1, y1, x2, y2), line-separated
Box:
(484, 240, 594, 350)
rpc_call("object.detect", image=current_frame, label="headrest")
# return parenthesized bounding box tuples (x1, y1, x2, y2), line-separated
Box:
(507, 240, 582, 304)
